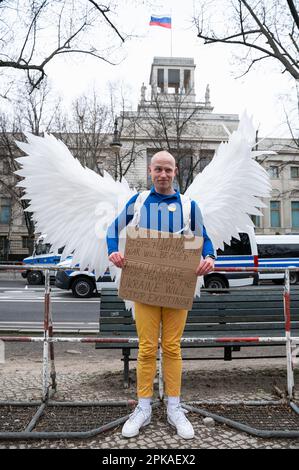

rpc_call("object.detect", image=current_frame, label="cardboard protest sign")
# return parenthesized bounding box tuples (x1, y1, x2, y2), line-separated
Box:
(119, 226, 203, 310)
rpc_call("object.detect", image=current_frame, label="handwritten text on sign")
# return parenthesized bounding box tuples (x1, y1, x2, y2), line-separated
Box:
(119, 227, 203, 309)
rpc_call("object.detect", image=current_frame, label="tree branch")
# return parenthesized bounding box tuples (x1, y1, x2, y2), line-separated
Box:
(199, 29, 262, 43)
(87, 0, 125, 42)
(17, 0, 47, 64)
(287, 0, 299, 30)
(241, 0, 299, 78)
(0, 1, 127, 93)
(289, 30, 299, 54)
(196, 0, 299, 80)
(234, 54, 271, 78)
(54, 49, 116, 65)
(198, 32, 278, 58)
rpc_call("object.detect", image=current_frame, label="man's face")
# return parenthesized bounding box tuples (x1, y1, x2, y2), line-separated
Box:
(149, 155, 178, 193)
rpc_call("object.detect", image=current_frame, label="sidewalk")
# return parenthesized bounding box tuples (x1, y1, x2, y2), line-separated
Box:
(0, 342, 298, 449)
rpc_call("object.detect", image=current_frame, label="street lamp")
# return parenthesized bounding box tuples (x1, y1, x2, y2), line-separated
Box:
(110, 118, 122, 180)
(110, 118, 122, 151)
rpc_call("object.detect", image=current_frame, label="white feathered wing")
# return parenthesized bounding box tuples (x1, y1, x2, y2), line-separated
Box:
(185, 113, 272, 249)
(15, 133, 136, 280)
(185, 113, 273, 295)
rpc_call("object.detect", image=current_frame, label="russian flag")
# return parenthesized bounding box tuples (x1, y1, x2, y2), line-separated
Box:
(149, 15, 172, 29)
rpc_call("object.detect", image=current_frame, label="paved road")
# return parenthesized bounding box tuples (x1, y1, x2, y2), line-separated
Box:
(0, 278, 297, 333)
(0, 279, 103, 332)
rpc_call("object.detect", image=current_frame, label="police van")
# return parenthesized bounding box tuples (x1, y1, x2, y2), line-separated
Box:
(55, 258, 113, 297)
(55, 227, 258, 297)
(22, 234, 62, 285)
(204, 227, 258, 289)
(256, 234, 299, 285)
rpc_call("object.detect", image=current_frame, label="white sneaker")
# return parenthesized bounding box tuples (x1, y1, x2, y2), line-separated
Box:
(167, 405, 195, 439)
(122, 405, 152, 438)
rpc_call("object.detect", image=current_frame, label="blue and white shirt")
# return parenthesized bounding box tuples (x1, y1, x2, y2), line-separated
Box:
(107, 186, 215, 258)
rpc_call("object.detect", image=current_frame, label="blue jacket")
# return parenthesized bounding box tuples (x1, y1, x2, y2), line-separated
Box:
(106, 186, 215, 258)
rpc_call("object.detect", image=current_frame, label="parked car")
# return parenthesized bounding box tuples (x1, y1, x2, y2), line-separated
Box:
(55, 257, 114, 298)
(22, 234, 63, 285)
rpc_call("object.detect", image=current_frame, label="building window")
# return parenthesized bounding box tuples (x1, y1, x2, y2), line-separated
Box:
(0, 236, 9, 260)
(270, 201, 281, 227)
(168, 69, 180, 93)
(291, 201, 299, 228)
(157, 69, 164, 93)
(268, 166, 279, 179)
(199, 156, 212, 172)
(250, 215, 261, 227)
(0, 198, 11, 224)
(22, 236, 31, 249)
(291, 166, 299, 179)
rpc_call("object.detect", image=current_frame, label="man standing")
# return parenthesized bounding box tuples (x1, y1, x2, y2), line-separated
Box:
(107, 151, 215, 439)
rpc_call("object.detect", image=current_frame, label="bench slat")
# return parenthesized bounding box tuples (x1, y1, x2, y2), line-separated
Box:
(97, 288, 299, 355)
(101, 322, 299, 336)
(100, 295, 299, 306)
(97, 328, 299, 338)
(100, 307, 299, 318)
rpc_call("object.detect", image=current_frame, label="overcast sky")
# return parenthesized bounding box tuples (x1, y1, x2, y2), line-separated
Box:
(45, 0, 296, 139)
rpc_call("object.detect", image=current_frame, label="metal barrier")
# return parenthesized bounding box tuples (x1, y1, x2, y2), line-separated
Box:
(0, 264, 298, 439)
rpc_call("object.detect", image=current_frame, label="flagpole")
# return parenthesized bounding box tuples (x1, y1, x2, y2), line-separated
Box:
(170, 10, 172, 56)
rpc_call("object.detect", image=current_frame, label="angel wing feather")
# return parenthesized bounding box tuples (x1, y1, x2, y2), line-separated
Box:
(15, 133, 136, 279)
(185, 112, 273, 251)
(15, 113, 272, 308)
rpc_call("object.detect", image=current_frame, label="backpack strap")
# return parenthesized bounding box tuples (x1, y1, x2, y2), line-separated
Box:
(129, 190, 150, 227)
(179, 194, 192, 235)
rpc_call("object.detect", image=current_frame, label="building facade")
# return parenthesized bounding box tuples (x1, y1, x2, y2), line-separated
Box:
(253, 138, 299, 234)
(0, 56, 298, 260)
(120, 57, 299, 235)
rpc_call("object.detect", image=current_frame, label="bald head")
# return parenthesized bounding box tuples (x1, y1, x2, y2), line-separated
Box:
(150, 150, 176, 168)
(149, 150, 178, 195)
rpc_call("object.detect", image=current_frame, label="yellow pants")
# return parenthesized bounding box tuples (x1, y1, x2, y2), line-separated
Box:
(134, 302, 188, 398)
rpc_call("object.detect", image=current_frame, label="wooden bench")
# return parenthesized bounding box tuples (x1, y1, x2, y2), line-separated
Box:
(96, 287, 299, 387)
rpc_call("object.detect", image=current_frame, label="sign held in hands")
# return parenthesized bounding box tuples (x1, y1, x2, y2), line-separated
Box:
(119, 227, 203, 310)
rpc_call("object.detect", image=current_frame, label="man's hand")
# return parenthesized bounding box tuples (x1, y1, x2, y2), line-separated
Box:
(196, 257, 215, 276)
(108, 251, 125, 268)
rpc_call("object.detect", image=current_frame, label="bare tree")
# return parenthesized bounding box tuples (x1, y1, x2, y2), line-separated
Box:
(0, 114, 34, 253)
(0, 79, 64, 254)
(131, 92, 210, 192)
(13, 78, 62, 135)
(0, 0, 128, 93)
(196, 0, 298, 80)
(110, 115, 145, 182)
(50, 86, 140, 180)
(70, 91, 112, 172)
(195, 0, 299, 143)
(104, 82, 144, 181)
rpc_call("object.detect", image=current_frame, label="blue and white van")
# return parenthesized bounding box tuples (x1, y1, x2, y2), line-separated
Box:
(22, 234, 62, 285)
(204, 227, 258, 289)
(256, 234, 299, 285)
(55, 258, 113, 298)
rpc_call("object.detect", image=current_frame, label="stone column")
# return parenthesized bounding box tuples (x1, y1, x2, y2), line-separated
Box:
(164, 68, 168, 94)
(190, 68, 195, 95)
(180, 70, 184, 93)
(151, 67, 158, 100)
